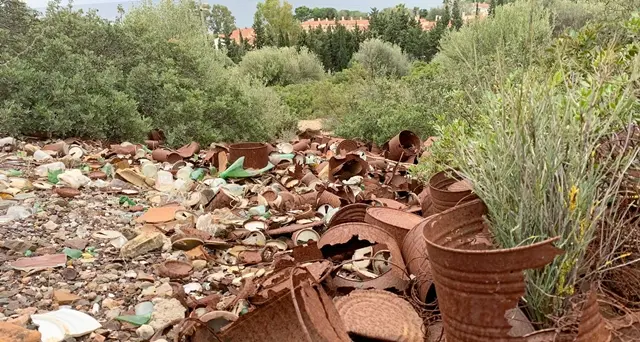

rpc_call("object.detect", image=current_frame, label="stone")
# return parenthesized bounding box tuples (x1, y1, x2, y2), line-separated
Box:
(53, 289, 80, 304)
(0, 322, 41, 342)
(64, 239, 88, 250)
(105, 309, 121, 320)
(192, 260, 207, 271)
(4, 240, 35, 254)
(155, 283, 173, 297)
(124, 270, 137, 278)
(120, 232, 164, 258)
(135, 324, 154, 340)
(141, 286, 157, 296)
(148, 298, 186, 331)
(6, 314, 30, 327)
(43, 221, 58, 231)
(101, 298, 121, 309)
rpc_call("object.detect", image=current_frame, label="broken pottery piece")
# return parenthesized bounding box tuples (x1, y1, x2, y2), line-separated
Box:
(136, 204, 185, 224)
(10, 254, 67, 272)
(31, 308, 101, 341)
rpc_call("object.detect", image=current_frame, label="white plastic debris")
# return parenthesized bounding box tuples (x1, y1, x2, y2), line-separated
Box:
(0, 137, 15, 148)
(35, 162, 65, 177)
(33, 149, 53, 161)
(57, 169, 90, 189)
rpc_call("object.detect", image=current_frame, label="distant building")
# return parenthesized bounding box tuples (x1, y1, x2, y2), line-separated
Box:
(230, 27, 255, 45)
(222, 9, 469, 45)
(300, 17, 370, 31)
(463, 2, 490, 22)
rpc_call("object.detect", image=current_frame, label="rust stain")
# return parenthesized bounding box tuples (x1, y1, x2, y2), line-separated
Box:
(576, 291, 610, 342)
(328, 153, 368, 181)
(364, 207, 423, 246)
(157, 260, 193, 279)
(228, 142, 269, 170)
(334, 289, 424, 341)
(429, 171, 478, 213)
(318, 222, 408, 291)
(176, 141, 200, 158)
(151, 148, 182, 163)
(424, 199, 563, 342)
(401, 215, 437, 303)
(221, 280, 351, 342)
(328, 203, 370, 228)
(336, 139, 359, 155)
(386, 130, 421, 162)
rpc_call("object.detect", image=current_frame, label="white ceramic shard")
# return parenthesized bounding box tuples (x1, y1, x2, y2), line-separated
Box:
(31, 308, 101, 341)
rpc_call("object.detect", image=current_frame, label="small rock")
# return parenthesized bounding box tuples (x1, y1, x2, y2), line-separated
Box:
(155, 283, 173, 297)
(141, 286, 157, 296)
(64, 239, 88, 250)
(148, 298, 186, 331)
(120, 232, 164, 258)
(124, 270, 137, 278)
(192, 260, 207, 271)
(4, 240, 35, 254)
(6, 314, 30, 327)
(43, 220, 58, 231)
(105, 309, 121, 320)
(60, 268, 78, 281)
(101, 298, 121, 309)
(135, 324, 154, 340)
(0, 322, 41, 342)
(53, 289, 81, 305)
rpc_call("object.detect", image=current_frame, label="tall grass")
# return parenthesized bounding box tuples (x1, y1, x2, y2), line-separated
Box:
(449, 10, 640, 324)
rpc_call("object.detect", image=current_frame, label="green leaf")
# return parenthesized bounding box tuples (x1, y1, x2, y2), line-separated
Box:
(47, 169, 64, 184)
(63, 247, 83, 259)
(24, 250, 33, 257)
(7, 169, 22, 177)
(115, 314, 152, 326)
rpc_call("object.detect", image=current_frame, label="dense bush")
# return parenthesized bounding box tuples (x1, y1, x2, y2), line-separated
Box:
(434, 1, 552, 93)
(550, 0, 603, 35)
(0, 2, 149, 141)
(351, 38, 410, 78)
(0, 0, 295, 146)
(238, 46, 325, 86)
(413, 11, 640, 325)
(334, 76, 436, 145)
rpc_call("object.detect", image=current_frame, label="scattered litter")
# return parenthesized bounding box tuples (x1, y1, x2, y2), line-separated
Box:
(31, 308, 101, 341)
(10, 254, 67, 272)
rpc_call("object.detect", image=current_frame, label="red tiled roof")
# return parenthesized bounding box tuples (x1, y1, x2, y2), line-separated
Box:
(229, 27, 255, 44)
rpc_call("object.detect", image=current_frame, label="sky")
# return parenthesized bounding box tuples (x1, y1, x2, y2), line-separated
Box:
(26, 0, 443, 27)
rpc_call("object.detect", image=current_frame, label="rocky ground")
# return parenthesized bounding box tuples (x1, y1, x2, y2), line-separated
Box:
(0, 131, 425, 342)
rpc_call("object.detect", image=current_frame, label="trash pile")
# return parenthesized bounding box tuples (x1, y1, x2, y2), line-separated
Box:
(0, 129, 638, 342)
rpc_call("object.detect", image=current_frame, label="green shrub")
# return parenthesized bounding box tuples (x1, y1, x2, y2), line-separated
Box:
(0, 3, 150, 141)
(350, 38, 410, 78)
(0, 0, 296, 146)
(238, 46, 325, 86)
(334, 77, 436, 145)
(550, 0, 603, 36)
(425, 15, 640, 325)
(276, 80, 352, 121)
(434, 1, 552, 94)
